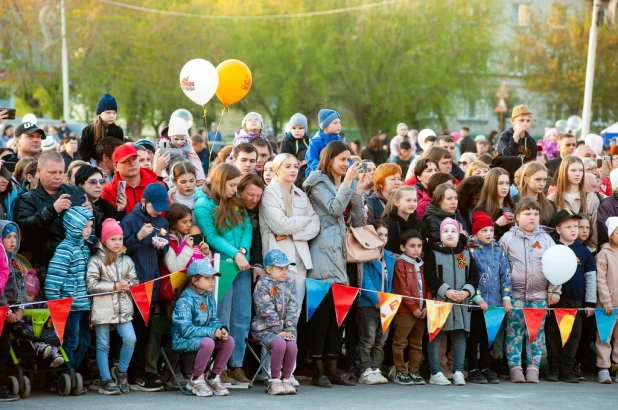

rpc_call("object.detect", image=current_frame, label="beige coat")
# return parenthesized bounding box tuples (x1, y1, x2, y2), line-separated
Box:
(259, 178, 320, 269)
(87, 243, 139, 325)
(547, 190, 599, 245)
(595, 243, 618, 309)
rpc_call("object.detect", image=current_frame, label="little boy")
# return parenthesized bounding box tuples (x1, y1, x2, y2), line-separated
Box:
(466, 212, 512, 384)
(545, 209, 596, 383)
(280, 113, 310, 157)
(497, 105, 537, 163)
(392, 229, 432, 386)
(305, 109, 344, 176)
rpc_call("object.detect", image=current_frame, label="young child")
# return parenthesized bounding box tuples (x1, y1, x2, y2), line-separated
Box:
(280, 113, 310, 157)
(499, 198, 559, 383)
(392, 229, 432, 386)
(578, 215, 596, 255)
(172, 259, 234, 397)
(87, 219, 139, 395)
(159, 117, 206, 183)
(79, 93, 124, 163)
(424, 218, 479, 386)
(305, 109, 344, 176)
(228, 112, 269, 161)
(466, 211, 512, 384)
(496, 105, 537, 163)
(381, 186, 428, 255)
(595, 217, 618, 384)
(545, 209, 596, 383)
(45, 206, 95, 370)
(356, 221, 395, 386)
(251, 249, 300, 395)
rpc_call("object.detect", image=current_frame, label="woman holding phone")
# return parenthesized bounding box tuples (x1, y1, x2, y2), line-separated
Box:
(473, 167, 516, 240)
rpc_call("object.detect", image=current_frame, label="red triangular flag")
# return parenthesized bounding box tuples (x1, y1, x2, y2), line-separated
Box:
(331, 283, 359, 327)
(0, 306, 9, 335)
(48, 298, 74, 344)
(131, 281, 154, 325)
(522, 308, 547, 344)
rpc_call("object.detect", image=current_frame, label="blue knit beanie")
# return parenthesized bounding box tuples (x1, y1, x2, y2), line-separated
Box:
(96, 93, 118, 116)
(318, 109, 340, 130)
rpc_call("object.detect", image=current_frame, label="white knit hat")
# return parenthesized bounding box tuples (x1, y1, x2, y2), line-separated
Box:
(610, 168, 618, 192)
(418, 129, 436, 146)
(606, 217, 618, 240)
(168, 117, 188, 137)
(242, 112, 263, 131)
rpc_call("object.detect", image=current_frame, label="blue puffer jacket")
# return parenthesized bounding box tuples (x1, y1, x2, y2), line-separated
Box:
(45, 206, 94, 311)
(358, 250, 396, 307)
(171, 286, 227, 352)
(305, 130, 344, 176)
(120, 204, 169, 302)
(194, 186, 251, 260)
(467, 239, 512, 307)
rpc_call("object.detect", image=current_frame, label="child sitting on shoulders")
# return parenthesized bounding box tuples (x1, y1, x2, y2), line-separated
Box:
(228, 112, 269, 161)
(305, 109, 344, 176)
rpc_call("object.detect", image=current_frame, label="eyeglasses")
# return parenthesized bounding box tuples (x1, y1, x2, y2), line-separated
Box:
(88, 179, 107, 186)
(458, 161, 468, 166)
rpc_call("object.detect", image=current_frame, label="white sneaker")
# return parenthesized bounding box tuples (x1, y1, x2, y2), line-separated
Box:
(289, 375, 300, 387)
(372, 369, 388, 384)
(358, 368, 378, 385)
(429, 372, 451, 386)
(453, 371, 466, 386)
(598, 369, 612, 384)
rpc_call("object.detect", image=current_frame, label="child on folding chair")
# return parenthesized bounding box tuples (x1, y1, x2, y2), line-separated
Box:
(251, 249, 299, 395)
(172, 259, 234, 397)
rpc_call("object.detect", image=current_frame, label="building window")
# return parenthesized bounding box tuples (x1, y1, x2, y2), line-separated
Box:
(458, 100, 489, 122)
(512, 3, 530, 26)
(550, 5, 567, 27)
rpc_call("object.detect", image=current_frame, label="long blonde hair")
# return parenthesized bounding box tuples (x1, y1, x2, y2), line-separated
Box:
(554, 155, 587, 214)
(515, 161, 554, 225)
(103, 245, 120, 266)
(272, 153, 297, 217)
(93, 116, 107, 146)
(382, 186, 416, 218)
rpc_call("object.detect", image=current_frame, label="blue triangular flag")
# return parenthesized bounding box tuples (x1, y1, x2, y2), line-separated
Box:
(484, 306, 506, 346)
(595, 308, 618, 345)
(306, 278, 331, 321)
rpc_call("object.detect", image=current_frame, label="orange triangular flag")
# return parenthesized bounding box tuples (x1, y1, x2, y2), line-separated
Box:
(0, 306, 9, 335)
(48, 298, 74, 344)
(426, 300, 453, 342)
(331, 284, 359, 327)
(131, 281, 154, 325)
(523, 308, 547, 344)
(554, 308, 578, 347)
(378, 292, 402, 334)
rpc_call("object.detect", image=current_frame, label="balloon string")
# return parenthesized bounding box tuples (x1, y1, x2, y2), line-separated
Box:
(201, 105, 207, 118)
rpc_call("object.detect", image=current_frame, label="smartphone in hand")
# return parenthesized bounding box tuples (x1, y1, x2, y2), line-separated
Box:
(117, 181, 127, 200)
(0, 108, 16, 120)
(190, 234, 204, 244)
(160, 140, 170, 154)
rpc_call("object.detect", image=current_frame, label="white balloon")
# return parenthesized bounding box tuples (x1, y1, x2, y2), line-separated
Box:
(542, 244, 577, 286)
(179, 59, 219, 106)
(22, 113, 37, 125)
(170, 109, 194, 130)
(584, 133, 603, 155)
(555, 119, 568, 134)
(567, 115, 582, 133)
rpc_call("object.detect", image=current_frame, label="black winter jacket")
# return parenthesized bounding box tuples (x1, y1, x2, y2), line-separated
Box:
(422, 203, 467, 244)
(79, 122, 124, 162)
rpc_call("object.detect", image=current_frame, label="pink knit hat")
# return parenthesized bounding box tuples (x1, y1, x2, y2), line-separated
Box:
(101, 218, 123, 244)
(440, 217, 460, 234)
(25, 269, 40, 296)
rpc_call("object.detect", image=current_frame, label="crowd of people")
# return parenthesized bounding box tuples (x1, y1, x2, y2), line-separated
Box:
(1, 96, 618, 402)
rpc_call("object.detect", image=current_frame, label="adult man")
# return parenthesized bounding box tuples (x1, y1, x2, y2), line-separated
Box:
(458, 127, 475, 154)
(435, 135, 465, 181)
(95, 137, 124, 179)
(251, 138, 272, 173)
(15, 151, 94, 271)
(101, 144, 161, 213)
(575, 145, 612, 196)
(59, 120, 71, 139)
(208, 121, 222, 158)
(393, 141, 414, 179)
(389, 123, 410, 162)
(546, 133, 577, 176)
(475, 135, 491, 155)
(4, 122, 45, 166)
(61, 136, 79, 171)
(232, 143, 258, 175)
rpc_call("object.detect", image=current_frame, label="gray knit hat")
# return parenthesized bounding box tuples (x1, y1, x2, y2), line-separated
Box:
(289, 113, 308, 131)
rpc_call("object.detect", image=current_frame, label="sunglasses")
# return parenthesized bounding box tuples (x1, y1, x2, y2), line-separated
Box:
(458, 161, 468, 166)
(88, 179, 107, 186)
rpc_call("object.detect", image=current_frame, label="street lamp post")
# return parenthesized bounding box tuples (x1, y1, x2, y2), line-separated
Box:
(581, 0, 601, 137)
(60, 0, 70, 121)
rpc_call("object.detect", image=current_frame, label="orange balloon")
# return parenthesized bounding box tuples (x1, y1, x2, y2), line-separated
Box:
(216, 59, 252, 106)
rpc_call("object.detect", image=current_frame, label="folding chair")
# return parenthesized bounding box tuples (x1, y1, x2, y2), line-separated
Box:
(245, 337, 271, 388)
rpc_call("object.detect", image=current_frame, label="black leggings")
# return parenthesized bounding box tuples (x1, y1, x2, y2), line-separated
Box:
(309, 289, 344, 358)
(466, 309, 490, 370)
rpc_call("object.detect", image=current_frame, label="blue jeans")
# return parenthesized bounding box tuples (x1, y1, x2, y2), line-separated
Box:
(95, 322, 137, 381)
(217, 270, 251, 367)
(64, 311, 92, 368)
(428, 330, 466, 375)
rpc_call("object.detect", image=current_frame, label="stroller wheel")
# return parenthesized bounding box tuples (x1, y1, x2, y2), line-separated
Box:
(7, 376, 18, 395)
(70, 373, 83, 396)
(57, 373, 71, 396)
(19, 376, 31, 398)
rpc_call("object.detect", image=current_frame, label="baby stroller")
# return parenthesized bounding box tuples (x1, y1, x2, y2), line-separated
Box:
(6, 309, 83, 397)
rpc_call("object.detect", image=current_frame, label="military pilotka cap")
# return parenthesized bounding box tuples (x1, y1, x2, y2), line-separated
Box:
(511, 105, 533, 120)
(553, 208, 583, 227)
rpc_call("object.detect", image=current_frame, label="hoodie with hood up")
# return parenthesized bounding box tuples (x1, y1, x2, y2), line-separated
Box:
(0, 221, 24, 305)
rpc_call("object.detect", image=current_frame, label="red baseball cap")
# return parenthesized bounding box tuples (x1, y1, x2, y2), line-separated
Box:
(113, 144, 139, 163)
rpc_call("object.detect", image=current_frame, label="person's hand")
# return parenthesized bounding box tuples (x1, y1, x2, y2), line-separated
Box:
(214, 329, 223, 339)
(185, 235, 194, 248)
(585, 307, 595, 318)
(196, 179, 205, 187)
(53, 194, 72, 214)
(478, 300, 489, 312)
(504, 212, 515, 223)
(137, 223, 154, 241)
(115, 280, 131, 292)
(445, 289, 458, 301)
(420, 308, 427, 319)
(6, 313, 17, 324)
(496, 215, 509, 227)
(152, 239, 166, 250)
(413, 309, 424, 318)
(82, 194, 93, 212)
(0, 109, 8, 123)
(252, 266, 265, 283)
(548, 295, 560, 305)
(606, 307, 614, 316)
(513, 123, 526, 142)
(199, 241, 210, 256)
(343, 162, 362, 186)
(220, 328, 228, 340)
(234, 252, 250, 271)
(153, 151, 171, 175)
(503, 299, 513, 313)
(116, 193, 127, 212)
(14, 309, 23, 321)
(355, 173, 370, 195)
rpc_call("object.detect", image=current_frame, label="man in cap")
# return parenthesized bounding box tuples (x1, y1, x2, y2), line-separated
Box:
(4, 122, 46, 166)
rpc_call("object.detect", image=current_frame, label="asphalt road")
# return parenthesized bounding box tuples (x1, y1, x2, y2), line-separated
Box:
(6, 379, 616, 410)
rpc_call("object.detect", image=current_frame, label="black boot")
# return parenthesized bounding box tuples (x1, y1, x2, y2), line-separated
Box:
(325, 359, 355, 386)
(311, 359, 331, 388)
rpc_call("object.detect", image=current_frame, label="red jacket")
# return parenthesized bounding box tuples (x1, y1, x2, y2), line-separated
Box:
(101, 168, 162, 214)
(393, 257, 432, 313)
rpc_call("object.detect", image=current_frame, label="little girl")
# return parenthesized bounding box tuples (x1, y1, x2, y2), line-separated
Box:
(381, 186, 428, 255)
(79, 93, 124, 163)
(251, 249, 299, 395)
(228, 112, 269, 161)
(172, 259, 234, 397)
(87, 219, 139, 395)
(578, 214, 596, 255)
(159, 118, 206, 184)
(168, 162, 198, 209)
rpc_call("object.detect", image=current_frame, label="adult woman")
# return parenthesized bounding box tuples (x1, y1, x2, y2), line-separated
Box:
(349, 139, 362, 157)
(423, 184, 467, 243)
(458, 152, 477, 173)
(237, 173, 265, 277)
(473, 168, 516, 240)
(361, 160, 376, 197)
(0, 165, 18, 220)
(168, 161, 197, 209)
(456, 176, 485, 233)
(65, 160, 90, 185)
(464, 161, 490, 179)
(416, 172, 456, 220)
(302, 140, 367, 388)
(366, 163, 402, 222)
(0, 124, 13, 148)
(405, 158, 438, 198)
(513, 161, 556, 227)
(260, 153, 320, 307)
(361, 136, 387, 166)
(548, 156, 600, 244)
(194, 163, 253, 385)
